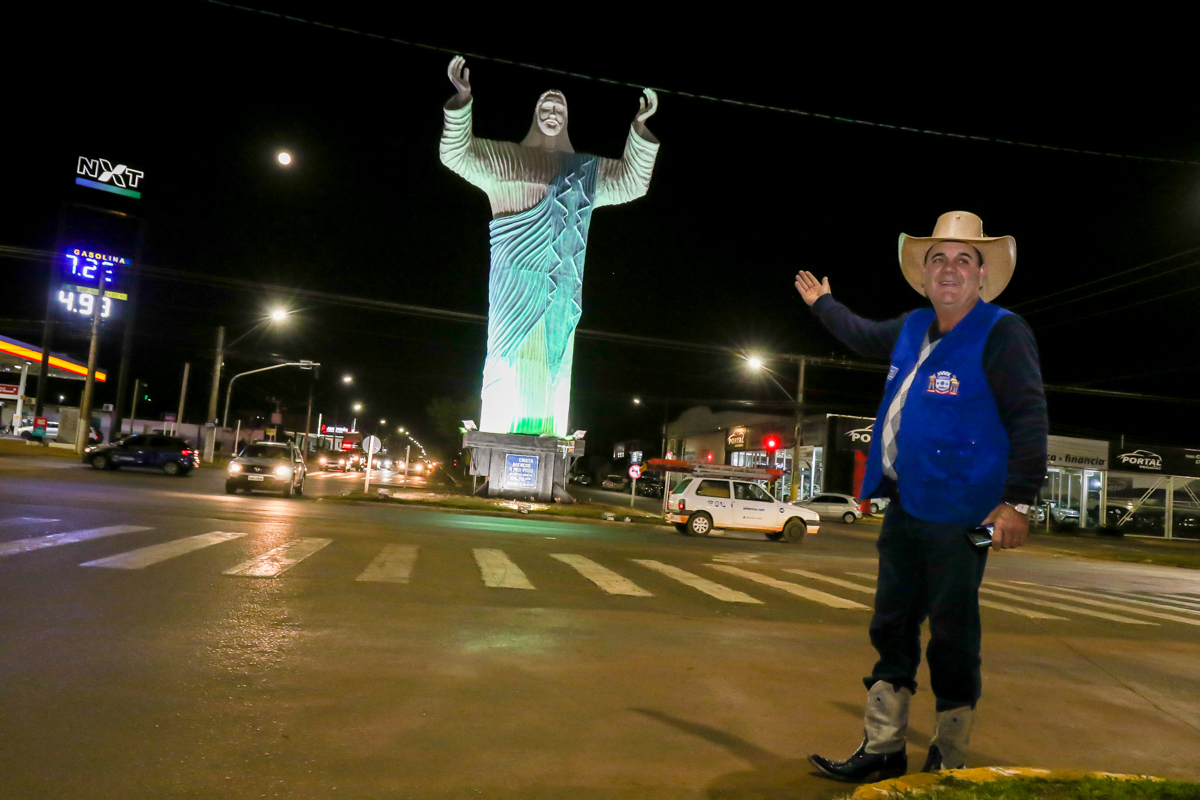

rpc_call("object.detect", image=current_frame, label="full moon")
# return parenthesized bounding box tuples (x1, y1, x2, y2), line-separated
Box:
(276, 151, 292, 166)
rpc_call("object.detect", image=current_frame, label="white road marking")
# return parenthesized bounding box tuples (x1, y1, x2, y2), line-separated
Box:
(632, 560, 761, 604)
(979, 586, 1156, 625)
(792, 569, 1066, 620)
(712, 565, 868, 609)
(551, 554, 653, 596)
(997, 582, 1200, 626)
(473, 548, 535, 590)
(223, 537, 332, 577)
(81, 532, 246, 569)
(1100, 590, 1200, 611)
(356, 544, 419, 583)
(847, 571, 877, 580)
(0, 517, 59, 527)
(1017, 583, 1200, 616)
(0, 525, 151, 557)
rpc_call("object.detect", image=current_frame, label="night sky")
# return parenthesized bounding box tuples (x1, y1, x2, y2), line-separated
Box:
(5, 7, 1198, 459)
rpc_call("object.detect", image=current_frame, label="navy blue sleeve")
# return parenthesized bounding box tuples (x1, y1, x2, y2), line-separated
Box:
(983, 315, 1049, 507)
(809, 295, 908, 360)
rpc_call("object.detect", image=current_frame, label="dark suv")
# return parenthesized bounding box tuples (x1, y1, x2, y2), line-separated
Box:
(83, 435, 200, 476)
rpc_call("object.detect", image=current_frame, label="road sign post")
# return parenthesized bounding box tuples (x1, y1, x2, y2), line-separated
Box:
(628, 464, 641, 508)
(363, 434, 382, 493)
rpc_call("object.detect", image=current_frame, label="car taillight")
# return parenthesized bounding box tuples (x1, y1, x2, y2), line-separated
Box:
(181, 450, 193, 456)
(677, 499, 686, 511)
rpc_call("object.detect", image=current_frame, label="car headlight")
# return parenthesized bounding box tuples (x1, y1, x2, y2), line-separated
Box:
(274, 465, 290, 477)
(318, 457, 327, 464)
(228, 463, 242, 473)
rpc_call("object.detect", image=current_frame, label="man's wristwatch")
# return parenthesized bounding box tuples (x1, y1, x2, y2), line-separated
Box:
(1005, 502, 1031, 515)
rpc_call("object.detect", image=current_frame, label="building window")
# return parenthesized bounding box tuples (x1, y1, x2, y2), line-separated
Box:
(613, 443, 626, 458)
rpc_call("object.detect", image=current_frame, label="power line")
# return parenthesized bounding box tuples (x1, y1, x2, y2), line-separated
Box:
(1035, 281, 1200, 331)
(5, 243, 1198, 404)
(1018, 258, 1200, 317)
(203, 0, 1200, 169)
(1008, 246, 1200, 313)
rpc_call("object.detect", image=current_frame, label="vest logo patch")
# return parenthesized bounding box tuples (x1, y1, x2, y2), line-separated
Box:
(927, 371, 960, 395)
(887, 366, 899, 381)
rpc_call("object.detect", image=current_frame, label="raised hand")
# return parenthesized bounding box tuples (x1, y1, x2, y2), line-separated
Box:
(794, 270, 831, 306)
(448, 55, 471, 97)
(637, 88, 658, 123)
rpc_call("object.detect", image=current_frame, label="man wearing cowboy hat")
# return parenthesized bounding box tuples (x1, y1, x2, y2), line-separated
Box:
(796, 211, 1048, 782)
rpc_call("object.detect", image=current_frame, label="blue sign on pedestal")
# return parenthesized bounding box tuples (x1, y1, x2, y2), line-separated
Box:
(505, 454, 539, 491)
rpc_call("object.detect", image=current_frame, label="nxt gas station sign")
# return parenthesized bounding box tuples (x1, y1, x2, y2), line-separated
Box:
(76, 156, 145, 199)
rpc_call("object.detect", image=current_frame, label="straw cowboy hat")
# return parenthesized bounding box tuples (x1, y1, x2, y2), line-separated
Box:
(898, 211, 1016, 303)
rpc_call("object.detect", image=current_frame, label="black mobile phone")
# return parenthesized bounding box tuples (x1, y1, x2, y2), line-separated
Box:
(966, 524, 994, 548)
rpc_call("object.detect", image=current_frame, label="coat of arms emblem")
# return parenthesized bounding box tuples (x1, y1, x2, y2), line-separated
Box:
(927, 370, 960, 395)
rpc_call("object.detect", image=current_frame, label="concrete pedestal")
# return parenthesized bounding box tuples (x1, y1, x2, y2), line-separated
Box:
(462, 431, 584, 503)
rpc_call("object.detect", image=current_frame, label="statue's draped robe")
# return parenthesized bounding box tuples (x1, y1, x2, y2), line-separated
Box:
(440, 99, 658, 437)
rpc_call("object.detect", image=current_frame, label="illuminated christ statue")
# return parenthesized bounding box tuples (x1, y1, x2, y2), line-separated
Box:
(440, 55, 659, 437)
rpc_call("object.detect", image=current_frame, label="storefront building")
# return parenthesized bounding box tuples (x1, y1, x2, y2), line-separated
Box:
(662, 407, 1199, 539)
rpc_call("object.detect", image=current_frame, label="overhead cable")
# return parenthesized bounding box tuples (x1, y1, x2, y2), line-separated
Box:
(204, 0, 1200, 168)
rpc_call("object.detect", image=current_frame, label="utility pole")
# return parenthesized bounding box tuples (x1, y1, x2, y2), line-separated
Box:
(129, 379, 140, 436)
(35, 209, 67, 420)
(203, 325, 224, 460)
(111, 217, 146, 443)
(302, 366, 316, 453)
(789, 357, 806, 502)
(74, 306, 103, 455)
(175, 362, 190, 437)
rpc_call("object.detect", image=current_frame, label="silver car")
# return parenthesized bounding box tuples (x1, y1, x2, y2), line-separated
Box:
(226, 441, 307, 497)
(800, 492, 863, 524)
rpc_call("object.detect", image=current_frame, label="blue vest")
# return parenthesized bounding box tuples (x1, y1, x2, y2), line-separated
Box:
(861, 301, 1011, 526)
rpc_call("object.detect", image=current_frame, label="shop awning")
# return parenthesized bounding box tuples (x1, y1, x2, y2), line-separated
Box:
(0, 334, 107, 382)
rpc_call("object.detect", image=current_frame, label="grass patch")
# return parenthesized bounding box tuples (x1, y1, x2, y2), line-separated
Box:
(320, 489, 664, 523)
(835, 775, 1199, 799)
(0, 439, 79, 459)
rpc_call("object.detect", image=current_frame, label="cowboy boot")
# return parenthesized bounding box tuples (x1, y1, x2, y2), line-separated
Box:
(921, 707, 975, 772)
(809, 681, 911, 782)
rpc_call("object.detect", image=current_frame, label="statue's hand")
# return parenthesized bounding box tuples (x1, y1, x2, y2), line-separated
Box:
(636, 88, 658, 123)
(448, 55, 472, 97)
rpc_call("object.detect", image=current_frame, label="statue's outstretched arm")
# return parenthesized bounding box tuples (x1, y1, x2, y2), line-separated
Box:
(439, 55, 494, 190)
(596, 89, 660, 208)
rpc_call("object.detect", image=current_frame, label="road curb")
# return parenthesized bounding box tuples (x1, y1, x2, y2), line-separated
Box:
(853, 766, 1163, 797)
(315, 496, 666, 527)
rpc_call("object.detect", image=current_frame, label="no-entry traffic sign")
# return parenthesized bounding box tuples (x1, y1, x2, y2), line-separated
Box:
(628, 464, 641, 480)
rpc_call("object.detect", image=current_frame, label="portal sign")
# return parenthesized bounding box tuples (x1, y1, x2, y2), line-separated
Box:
(504, 454, 538, 491)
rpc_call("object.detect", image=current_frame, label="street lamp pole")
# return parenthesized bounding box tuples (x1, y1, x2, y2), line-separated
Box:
(222, 361, 320, 429)
(789, 357, 806, 502)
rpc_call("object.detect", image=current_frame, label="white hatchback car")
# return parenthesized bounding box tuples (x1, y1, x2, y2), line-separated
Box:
(667, 477, 820, 543)
(800, 493, 864, 524)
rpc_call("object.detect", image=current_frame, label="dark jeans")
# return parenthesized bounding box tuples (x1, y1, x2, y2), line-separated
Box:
(864, 501, 989, 711)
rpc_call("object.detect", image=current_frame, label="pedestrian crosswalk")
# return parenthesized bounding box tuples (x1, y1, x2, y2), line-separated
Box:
(2, 517, 1200, 627)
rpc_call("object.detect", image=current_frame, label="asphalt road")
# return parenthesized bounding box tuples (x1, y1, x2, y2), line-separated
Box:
(2, 454, 1199, 798)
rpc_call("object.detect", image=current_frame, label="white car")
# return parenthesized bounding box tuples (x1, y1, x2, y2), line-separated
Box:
(16, 422, 59, 439)
(800, 493, 864, 524)
(667, 477, 820, 543)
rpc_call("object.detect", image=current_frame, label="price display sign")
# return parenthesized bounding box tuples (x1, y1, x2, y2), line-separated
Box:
(57, 247, 129, 323)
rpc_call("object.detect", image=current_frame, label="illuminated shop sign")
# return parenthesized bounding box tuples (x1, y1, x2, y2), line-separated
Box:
(76, 157, 144, 199)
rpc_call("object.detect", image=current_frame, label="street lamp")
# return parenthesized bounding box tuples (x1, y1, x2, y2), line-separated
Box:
(353, 403, 362, 412)
(633, 397, 642, 405)
(342, 375, 352, 384)
(747, 356, 764, 370)
(277, 151, 293, 166)
(270, 308, 288, 321)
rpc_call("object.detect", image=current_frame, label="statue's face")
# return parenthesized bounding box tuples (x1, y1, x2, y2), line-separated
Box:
(536, 93, 567, 137)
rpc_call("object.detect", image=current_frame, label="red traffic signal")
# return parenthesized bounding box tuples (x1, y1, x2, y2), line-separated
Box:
(763, 435, 780, 452)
